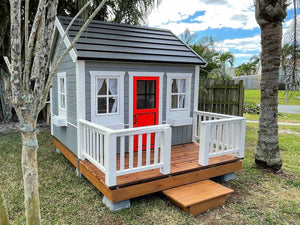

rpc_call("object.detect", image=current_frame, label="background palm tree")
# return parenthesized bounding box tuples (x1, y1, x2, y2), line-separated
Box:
(214, 52, 235, 79)
(235, 62, 257, 76)
(255, 0, 287, 171)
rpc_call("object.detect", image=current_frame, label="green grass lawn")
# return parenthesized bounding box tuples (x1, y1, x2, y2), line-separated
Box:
(245, 90, 300, 105)
(0, 128, 299, 225)
(244, 113, 300, 123)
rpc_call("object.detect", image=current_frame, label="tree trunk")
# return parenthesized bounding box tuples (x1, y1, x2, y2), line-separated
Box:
(0, 188, 10, 225)
(20, 116, 41, 225)
(255, 22, 282, 171)
(0, 69, 13, 121)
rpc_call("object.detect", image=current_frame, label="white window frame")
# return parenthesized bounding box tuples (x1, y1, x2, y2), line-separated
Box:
(57, 72, 67, 118)
(170, 78, 187, 110)
(128, 71, 164, 128)
(90, 71, 125, 129)
(166, 73, 192, 126)
(96, 77, 119, 115)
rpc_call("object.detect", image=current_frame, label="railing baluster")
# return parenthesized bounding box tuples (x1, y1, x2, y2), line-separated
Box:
(210, 124, 215, 153)
(96, 131, 99, 163)
(100, 133, 103, 166)
(227, 123, 231, 150)
(129, 135, 133, 169)
(216, 124, 221, 153)
(221, 124, 226, 152)
(154, 132, 159, 164)
(146, 133, 151, 166)
(138, 134, 143, 167)
(120, 136, 125, 171)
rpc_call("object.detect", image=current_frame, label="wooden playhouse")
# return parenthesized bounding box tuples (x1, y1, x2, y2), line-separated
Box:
(50, 16, 246, 214)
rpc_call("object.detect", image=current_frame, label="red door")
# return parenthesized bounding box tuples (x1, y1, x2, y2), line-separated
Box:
(133, 76, 159, 151)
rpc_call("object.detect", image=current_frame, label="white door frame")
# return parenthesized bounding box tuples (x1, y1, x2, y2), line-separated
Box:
(128, 72, 164, 128)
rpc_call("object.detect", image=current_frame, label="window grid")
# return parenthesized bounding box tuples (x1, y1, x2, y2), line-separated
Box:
(58, 77, 66, 110)
(97, 78, 118, 114)
(171, 78, 186, 110)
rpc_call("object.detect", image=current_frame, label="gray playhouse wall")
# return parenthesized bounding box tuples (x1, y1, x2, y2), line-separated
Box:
(84, 61, 195, 145)
(52, 37, 78, 155)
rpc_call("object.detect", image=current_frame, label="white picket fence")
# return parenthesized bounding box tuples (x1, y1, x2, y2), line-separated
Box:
(78, 119, 171, 187)
(193, 111, 246, 166)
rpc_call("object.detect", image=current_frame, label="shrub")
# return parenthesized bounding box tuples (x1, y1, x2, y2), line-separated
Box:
(244, 102, 260, 114)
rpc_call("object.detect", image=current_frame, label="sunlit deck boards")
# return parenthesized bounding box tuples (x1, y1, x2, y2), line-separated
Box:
(54, 138, 242, 203)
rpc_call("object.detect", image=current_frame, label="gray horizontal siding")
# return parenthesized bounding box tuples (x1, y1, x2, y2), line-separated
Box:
(51, 35, 78, 155)
(85, 61, 195, 145)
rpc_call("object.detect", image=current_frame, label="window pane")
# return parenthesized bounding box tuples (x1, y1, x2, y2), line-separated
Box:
(109, 97, 118, 113)
(109, 79, 118, 95)
(97, 79, 107, 95)
(60, 78, 65, 93)
(97, 97, 107, 114)
(172, 79, 178, 93)
(60, 94, 65, 108)
(178, 79, 186, 93)
(171, 95, 178, 109)
(179, 94, 185, 108)
(137, 94, 145, 109)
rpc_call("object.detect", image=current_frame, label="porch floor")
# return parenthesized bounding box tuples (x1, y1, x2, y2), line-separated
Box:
(54, 138, 242, 203)
(81, 142, 239, 188)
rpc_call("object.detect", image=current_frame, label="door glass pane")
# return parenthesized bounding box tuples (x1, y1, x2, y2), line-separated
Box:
(137, 95, 145, 109)
(97, 79, 107, 95)
(146, 94, 155, 108)
(97, 97, 106, 114)
(109, 97, 118, 113)
(109, 79, 118, 95)
(172, 79, 178, 93)
(137, 80, 145, 94)
(146, 81, 156, 94)
(171, 95, 178, 109)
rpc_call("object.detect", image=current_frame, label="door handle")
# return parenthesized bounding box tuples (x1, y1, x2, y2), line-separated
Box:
(133, 115, 137, 125)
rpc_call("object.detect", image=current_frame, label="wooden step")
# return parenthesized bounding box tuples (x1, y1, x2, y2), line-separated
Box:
(162, 179, 234, 215)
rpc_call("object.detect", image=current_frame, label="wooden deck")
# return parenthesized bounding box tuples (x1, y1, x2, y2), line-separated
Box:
(54, 138, 242, 203)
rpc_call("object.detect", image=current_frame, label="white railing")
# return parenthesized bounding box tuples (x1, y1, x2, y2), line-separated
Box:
(193, 111, 246, 166)
(78, 119, 172, 187)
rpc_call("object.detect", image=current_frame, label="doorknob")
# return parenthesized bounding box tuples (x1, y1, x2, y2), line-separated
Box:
(133, 115, 137, 124)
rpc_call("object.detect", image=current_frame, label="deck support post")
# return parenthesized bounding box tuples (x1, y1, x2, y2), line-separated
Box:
(104, 133, 117, 186)
(102, 196, 130, 211)
(217, 172, 236, 182)
(55, 148, 61, 154)
(160, 126, 172, 175)
(199, 123, 211, 166)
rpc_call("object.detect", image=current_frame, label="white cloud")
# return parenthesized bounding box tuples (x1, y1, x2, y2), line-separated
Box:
(216, 35, 261, 53)
(233, 53, 254, 58)
(147, 0, 258, 35)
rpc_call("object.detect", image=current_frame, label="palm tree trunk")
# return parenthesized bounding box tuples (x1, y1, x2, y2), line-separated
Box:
(19, 115, 41, 225)
(255, 22, 282, 171)
(0, 188, 10, 225)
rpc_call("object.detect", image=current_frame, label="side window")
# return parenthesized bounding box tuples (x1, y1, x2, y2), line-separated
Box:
(171, 79, 186, 109)
(97, 78, 118, 114)
(57, 73, 67, 117)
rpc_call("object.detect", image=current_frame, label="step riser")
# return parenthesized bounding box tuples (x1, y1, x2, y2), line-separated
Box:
(189, 195, 226, 215)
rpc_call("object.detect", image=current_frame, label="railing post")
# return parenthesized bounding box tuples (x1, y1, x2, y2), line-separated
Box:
(77, 122, 84, 160)
(192, 112, 197, 143)
(236, 119, 246, 158)
(199, 123, 211, 166)
(160, 126, 171, 175)
(104, 133, 117, 187)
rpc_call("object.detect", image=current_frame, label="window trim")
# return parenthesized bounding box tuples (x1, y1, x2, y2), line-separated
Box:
(57, 72, 67, 118)
(96, 77, 120, 116)
(170, 78, 187, 110)
(166, 73, 192, 125)
(90, 71, 125, 129)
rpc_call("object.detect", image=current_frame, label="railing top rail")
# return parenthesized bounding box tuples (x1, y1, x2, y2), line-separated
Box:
(111, 124, 170, 136)
(78, 119, 113, 133)
(200, 116, 246, 125)
(194, 110, 235, 118)
(78, 119, 170, 135)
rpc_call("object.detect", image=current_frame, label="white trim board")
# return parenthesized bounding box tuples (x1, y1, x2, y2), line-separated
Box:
(166, 73, 193, 126)
(128, 71, 164, 128)
(89, 71, 125, 129)
(55, 17, 77, 62)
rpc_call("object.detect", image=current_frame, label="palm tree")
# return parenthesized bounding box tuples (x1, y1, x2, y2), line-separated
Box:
(235, 62, 257, 76)
(214, 52, 235, 79)
(254, 0, 287, 171)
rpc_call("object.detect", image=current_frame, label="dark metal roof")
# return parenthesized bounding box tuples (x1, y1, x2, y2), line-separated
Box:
(57, 16, 206, 65)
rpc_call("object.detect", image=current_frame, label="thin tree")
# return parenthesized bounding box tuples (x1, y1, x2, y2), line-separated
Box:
(255, 0, 287, 171)
(4, 0, 110, 224)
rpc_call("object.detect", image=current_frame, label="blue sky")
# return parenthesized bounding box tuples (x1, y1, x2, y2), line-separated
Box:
(147, 0, 298, 66)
